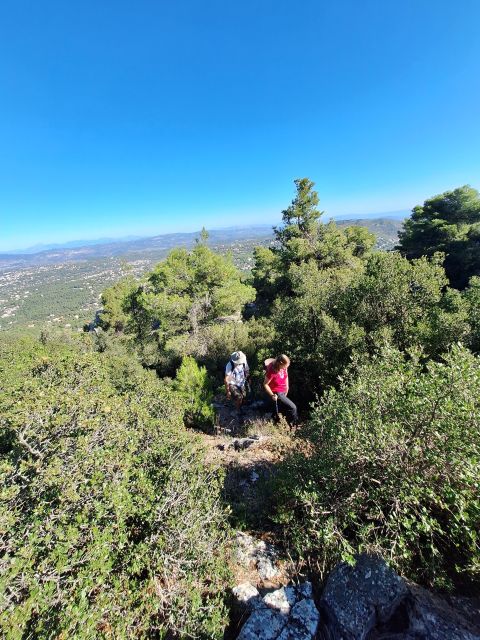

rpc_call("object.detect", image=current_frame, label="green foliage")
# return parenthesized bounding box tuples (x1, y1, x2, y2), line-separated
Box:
(271, 178, 376, 274)
(251, 246, 283, 306)
(266, 249, 469, 400)
(272, 344, 480, 590)
(343, 224, 377, 257)
(0, 337, 231, 639)
(99, 275, 137, 331)
(174, 356, 215, 430)
(398, 185, 480, 289)
(345, 252, 469, 356)
(274, 177, 324, 266)
(124, 244, 255, 370)
(269, 259, 364, 396)
(464, 276, 480, 353)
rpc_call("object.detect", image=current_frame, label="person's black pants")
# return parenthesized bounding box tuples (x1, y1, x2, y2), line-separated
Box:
(269, 393, 297, 424)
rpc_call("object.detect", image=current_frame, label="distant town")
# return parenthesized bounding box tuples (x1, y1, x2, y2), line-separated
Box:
(0, 219, 402, 334)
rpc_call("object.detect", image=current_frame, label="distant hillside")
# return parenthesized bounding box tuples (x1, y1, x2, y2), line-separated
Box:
(0, 219, 405, 270)
(3, 236, 145, 254)
(0, 226, 274, 270)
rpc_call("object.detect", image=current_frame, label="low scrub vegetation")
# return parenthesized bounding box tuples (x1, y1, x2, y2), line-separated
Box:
(272, 344, 480, 590)
(0, 338, 231, 639)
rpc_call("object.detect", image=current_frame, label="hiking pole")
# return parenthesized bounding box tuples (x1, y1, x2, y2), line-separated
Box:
(274, 395, 279, 422)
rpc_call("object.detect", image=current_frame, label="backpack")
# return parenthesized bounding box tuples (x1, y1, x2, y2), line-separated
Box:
(226, 359, 250, 394)
(229, 359, 246, 375)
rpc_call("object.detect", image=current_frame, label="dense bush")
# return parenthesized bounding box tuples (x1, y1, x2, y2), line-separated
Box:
(0, 338, 231, 639)
(397, 185, 480, 289)
(272, 344, 480, 590)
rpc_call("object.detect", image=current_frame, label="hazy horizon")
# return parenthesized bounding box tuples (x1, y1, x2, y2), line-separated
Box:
(2, 209, 408, 254)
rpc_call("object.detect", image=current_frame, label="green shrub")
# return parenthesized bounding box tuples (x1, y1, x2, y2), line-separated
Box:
(273, 344, 480, 590)
(0, 338, 231, 639)
(174, 355, 215, 430)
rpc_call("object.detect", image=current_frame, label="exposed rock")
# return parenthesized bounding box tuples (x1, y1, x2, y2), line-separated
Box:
(285, 598, 322, 639)
(405, 583, 480, 640)
(264, 586, 298, 615)
(320, 554, 480, 640)
(237, 607, 285, 640)
(231, 437, 260, 451)
(257, 554, 281, 581)
(234, 531, 281, 581)
(447, 595, 480, 630)
(232, 582, 262, 615)
(237, 582, 320, 640)
(321, 553, 408, 640)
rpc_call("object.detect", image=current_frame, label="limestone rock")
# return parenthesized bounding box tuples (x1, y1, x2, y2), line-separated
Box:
(237, 582, 320, 640)
(234, 531, 281, 580)
(232, 582, 262, 615)
(237, 607, 285, 640)
(263, 586, 297, 615)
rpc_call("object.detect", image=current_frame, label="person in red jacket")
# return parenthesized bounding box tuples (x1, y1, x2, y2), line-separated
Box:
(263, 354, 297, 425)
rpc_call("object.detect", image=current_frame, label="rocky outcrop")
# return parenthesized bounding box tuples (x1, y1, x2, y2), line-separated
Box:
(320, 553, 408, 639)
(403, 583, 480, 640)
(320, 554, 480, 640)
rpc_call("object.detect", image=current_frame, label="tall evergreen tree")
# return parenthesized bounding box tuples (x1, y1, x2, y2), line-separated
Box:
(274, 177, 324, 264)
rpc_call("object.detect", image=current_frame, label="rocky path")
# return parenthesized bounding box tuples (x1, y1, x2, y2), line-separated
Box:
(194, 398, 322, 640)
(194, 398, 480, 640)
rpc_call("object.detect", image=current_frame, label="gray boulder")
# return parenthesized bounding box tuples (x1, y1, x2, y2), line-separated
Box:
(232, 582, 262, 608)
(321, 553, 407, 640)
(320, 554, 480, 640)
(405, 582, 480, 640)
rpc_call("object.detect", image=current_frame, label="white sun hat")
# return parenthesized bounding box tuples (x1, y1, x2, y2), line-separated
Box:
(230, 351, 247, 365)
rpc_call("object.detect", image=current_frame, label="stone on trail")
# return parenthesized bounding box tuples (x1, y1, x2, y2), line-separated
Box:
(229, 436, 262, 451)
(320, 554, 408, 640)
(237, 607, 285, 640)
(236, 582, 320, 640)
(234, 531, 281, 580)
(232, 582, 262, 615)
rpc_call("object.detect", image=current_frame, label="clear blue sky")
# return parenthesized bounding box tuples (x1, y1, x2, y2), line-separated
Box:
(1, 0, 479, 251)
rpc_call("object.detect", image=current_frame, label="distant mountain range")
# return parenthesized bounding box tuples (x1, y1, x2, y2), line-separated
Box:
(332, 209, 407, 221)
(4, 211, 408, 255)
(0, 216, 407, 270)
(0, 226, 275, 269)
(3, 235, 145, 255)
